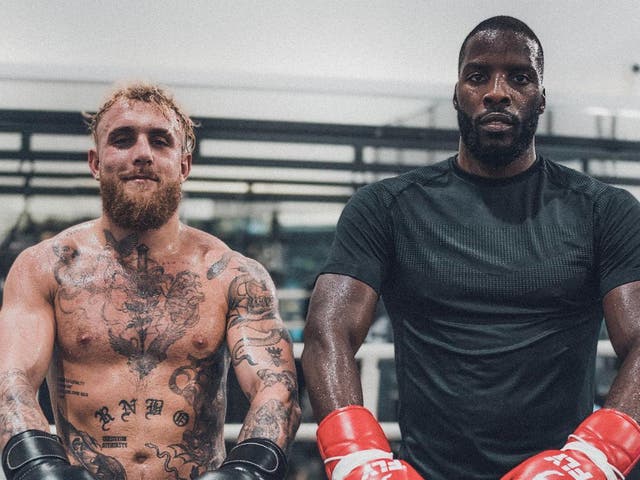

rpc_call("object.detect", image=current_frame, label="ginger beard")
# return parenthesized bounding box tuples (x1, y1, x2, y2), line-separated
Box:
(100, 175, 182, 231)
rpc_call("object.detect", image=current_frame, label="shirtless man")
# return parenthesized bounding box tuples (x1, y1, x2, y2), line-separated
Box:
(0, 83, 300, 480)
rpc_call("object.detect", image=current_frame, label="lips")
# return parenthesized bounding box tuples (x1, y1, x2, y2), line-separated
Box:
(478, 112, 516, 133)
(479, 112, 515, 125)
(122, 173, 159, 182)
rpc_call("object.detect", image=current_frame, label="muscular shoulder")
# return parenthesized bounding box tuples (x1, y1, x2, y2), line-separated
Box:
(11, 221, 98, 276)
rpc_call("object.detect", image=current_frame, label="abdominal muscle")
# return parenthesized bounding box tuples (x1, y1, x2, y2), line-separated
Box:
(48, 358, 227, 480)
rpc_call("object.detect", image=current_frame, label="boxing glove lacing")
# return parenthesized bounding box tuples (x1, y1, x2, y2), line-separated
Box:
(562, 435, 624, 480)
(325, 449, 394, 480)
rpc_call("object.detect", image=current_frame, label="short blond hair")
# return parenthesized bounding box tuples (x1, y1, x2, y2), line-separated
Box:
(85, 82, 196, 154)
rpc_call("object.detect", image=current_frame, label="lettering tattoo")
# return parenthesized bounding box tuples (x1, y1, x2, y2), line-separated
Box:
(148, 349, 228, 477)
(231, 327, 292, 367)
(53, 231, 206, 379)
(94, 406, 116, 431)
(102, 436, 127, 449)
(57, 408, 127, 479)
(144, 399, 164, 419)
(0, 369, 42, 441)
(118, 399, 136, 421)
(57, 377, 88, 399)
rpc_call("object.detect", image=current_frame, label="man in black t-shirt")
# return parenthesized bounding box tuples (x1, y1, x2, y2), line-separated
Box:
(301, 15, 640, 480)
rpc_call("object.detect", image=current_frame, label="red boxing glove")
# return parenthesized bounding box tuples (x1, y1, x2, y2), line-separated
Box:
(316, 405, 424, 479)
(501, 408, 640, 480)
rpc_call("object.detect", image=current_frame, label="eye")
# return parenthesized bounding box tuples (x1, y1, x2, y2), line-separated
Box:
(512, 73, 532, 85)
(151, 135, 172, 147)
(466, 72, 486, 84)
(110, 135, 134, 148)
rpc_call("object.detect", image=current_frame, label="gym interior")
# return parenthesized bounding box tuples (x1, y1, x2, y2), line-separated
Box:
(1, 2, 640, 479)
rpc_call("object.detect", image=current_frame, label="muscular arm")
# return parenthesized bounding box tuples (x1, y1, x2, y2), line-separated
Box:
(300, 273, 379, 422)
(0, 247, 55, 448)
(225, 256, 300, 452)
(602, 281, 640, 419)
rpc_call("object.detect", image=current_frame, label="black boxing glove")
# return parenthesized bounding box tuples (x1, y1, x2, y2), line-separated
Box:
(197, 438, 287, 480)
(2, 429, 96, 480)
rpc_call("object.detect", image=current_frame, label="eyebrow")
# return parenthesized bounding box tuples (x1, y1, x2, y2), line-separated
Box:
(461, 61, 540, 77)
(106, 126, 176, 142)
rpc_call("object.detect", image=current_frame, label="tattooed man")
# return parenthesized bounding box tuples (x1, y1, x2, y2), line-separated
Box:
(0, 83, 300, 480)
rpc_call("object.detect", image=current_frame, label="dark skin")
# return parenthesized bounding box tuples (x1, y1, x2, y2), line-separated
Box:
(301, 29, 640, 424)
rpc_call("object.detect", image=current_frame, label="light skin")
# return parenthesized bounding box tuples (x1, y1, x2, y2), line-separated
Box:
(301, 28, 640, 429)
(0, 99, 300, 480)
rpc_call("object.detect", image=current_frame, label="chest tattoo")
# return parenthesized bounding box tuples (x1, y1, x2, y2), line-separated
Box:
(53, 231, 206, 378)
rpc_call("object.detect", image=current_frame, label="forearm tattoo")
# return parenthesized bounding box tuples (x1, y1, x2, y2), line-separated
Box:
(57, 408, 127, 480)
(0, 369, 44, 442)
(53, 231, 206, 380)
(239, 399, 297, 449)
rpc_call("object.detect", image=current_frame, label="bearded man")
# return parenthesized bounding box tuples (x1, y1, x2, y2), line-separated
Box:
(302, 15, 640, 480)
(0, 83, 300, 480)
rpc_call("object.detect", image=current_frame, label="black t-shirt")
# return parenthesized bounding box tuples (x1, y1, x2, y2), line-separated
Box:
(321, 156, 640, 480)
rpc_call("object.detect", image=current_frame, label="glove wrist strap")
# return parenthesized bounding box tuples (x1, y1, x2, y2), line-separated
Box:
(220, 438, 287, 480)
(2, 429, 68, 476)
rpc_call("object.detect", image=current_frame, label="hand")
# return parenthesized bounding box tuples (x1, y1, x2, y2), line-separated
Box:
(317, 405, 423, 479)
(196, 438, 287, 480)
(2, 430, 96, 480)
(501, 409, 640, 479)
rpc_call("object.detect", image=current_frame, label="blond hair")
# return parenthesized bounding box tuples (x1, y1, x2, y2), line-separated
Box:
(85, 82, 196, 154)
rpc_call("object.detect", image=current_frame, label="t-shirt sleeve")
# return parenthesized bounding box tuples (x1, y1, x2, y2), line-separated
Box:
(320, 184, 393, 293)
(597, 187, 640, 296)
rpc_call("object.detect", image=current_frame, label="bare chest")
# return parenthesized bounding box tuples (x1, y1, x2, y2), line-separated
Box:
(52, 250, 227, 378)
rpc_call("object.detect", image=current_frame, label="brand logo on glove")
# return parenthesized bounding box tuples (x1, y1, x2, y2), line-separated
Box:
(360, 459, 405, 480)
(543, 453, 593, 480)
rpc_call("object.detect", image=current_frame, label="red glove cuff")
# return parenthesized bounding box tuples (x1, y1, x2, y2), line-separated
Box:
(570, 408, 640, 475)
(317, 406, 391, 478)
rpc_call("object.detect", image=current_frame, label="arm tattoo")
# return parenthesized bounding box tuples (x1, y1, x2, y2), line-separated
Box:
(256, 369, 298, 397)
(227, 260, 277, 329)
(231, 327, 292, 367)
(0, 369, 43, 442)
(239, 399, 297, 450)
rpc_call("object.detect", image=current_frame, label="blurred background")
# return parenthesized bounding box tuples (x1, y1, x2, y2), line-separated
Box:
(1, 1, 639, 478)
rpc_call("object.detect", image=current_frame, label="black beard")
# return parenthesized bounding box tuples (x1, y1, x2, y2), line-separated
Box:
(101, 178, 182, 231)
(457, 106, 540, 169)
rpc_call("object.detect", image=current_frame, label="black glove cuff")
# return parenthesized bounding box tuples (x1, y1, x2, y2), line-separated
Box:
(221, 438, 287, 479)
(2, 429, 68, 475)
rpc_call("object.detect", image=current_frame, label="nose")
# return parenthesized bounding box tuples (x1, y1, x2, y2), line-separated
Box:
(132, 136, 153, 165)
(483, 75, 511, 108)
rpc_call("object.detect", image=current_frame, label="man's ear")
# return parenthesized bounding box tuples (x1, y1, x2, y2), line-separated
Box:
(88, 149, 100, 180)
(453, 84, 459, 110)
(538, 87, 546, 114)
(180, 153, 192, 181)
